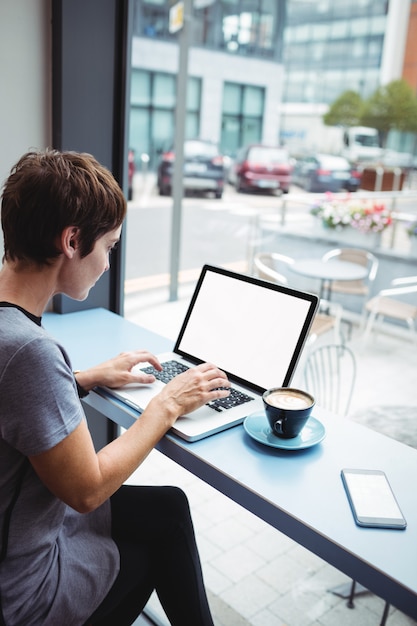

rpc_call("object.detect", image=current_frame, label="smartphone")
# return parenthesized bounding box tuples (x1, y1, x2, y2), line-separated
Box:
(341, 468, 407, 529)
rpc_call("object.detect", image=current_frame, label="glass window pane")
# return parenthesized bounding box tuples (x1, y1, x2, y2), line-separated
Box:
(242, 86, 264, 116)
(241, 117, 262, 145)
(223, 83, 241, 114)
(368, 38, 383, 62)
(351, 17, 369, 36)
(294, 25, 310, 42)
(153, 109, 173, 148)
(331, 21, 349, 38)
(186, 112, 199, 139)
(311, 23, 329, 40)
(259, 0, 276, 48)
(150, 109, 174, 168)
(312, 42, 325, 61)
(187, 77, 201, 111)
(131, 69, 150, 105)
(129, 108, 150, 159)
(352, 38, 367, 58)
(370, 15, 386, 34)
(153, 73, 175, 107)
(221, 115, 241, 153)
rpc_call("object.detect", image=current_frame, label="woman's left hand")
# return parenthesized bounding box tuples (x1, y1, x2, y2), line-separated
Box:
(74, 350, 163, 391)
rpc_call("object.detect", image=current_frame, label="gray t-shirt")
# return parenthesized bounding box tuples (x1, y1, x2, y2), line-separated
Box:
(0, 306, 119, 625)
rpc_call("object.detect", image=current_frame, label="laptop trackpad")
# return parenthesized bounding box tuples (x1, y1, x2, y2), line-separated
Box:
(111, 381, 164, 411)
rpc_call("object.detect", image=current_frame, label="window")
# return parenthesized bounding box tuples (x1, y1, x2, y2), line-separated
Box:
(282, 0, 387, 104)
(193, 0, 283, 59)
(221, 82, 264, 153)
(133, 0, 173, 40)
(129, 70, 201, 167)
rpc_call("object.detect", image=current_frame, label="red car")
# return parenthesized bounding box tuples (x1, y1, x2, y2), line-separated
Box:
(230, 144, 293, 194)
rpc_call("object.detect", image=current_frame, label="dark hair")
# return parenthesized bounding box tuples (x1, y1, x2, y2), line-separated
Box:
(1, 149, 127, 264)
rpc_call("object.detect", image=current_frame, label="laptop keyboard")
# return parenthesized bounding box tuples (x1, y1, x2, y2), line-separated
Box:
(141, 359, 254, 412)
(142, 360, 190, 383)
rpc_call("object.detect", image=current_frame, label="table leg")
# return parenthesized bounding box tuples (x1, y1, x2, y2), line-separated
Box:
(328, 580, 370, 604)
(321, 279, 333, 301)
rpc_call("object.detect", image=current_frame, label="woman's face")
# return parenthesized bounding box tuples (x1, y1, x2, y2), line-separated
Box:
(62, 226, 122, 301)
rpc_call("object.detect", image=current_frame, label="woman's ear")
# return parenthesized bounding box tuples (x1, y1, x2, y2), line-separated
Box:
(60, 226, 79, 258)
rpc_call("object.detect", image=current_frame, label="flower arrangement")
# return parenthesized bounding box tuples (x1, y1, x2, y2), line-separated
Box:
(310, 196, 351, 229)
(311, 194, 392, 234)
(349, 200, 392, 233)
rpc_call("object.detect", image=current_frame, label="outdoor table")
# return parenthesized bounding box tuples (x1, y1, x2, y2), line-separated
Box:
(43, 308, 417, 622)
(289, 258, 368, 299)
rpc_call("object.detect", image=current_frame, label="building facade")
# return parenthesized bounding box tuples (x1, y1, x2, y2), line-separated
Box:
(280, 0, 412, 154)
(129, 0, 286, 166)
(129, 0, 415, 167)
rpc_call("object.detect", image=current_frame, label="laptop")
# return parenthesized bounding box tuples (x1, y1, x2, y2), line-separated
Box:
(104, 264, 318, 441)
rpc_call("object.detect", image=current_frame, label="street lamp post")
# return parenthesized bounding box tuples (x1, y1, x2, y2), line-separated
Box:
(169, 0, 192, 301)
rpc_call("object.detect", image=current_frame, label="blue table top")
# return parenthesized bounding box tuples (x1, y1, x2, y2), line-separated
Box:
(43, 307, 417, 618)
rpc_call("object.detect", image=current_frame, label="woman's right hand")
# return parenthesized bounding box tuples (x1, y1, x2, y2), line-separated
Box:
(150, 362, 231, 424)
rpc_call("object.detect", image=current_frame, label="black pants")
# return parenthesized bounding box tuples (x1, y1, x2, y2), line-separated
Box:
(85, 485, 214, 626)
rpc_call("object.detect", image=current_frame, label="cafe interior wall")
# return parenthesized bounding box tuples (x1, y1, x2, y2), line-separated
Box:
(0, 0, 52, 261)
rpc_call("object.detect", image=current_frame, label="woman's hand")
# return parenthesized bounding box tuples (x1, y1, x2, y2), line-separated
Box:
(148, 362, 231, 423)
(30, 361, 230, 513)
(74, 350, 163, 391)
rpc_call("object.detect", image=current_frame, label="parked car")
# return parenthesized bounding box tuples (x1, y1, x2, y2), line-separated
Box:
(229, 144, 293, 194)
(292, 153, 361, 193)
(157, 139, 225, 199)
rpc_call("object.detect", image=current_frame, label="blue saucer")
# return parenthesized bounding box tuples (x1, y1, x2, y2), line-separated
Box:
(243, 411, 325, 450)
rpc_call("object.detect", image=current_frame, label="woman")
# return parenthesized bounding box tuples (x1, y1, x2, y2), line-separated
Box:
(0, 149, 230, 625)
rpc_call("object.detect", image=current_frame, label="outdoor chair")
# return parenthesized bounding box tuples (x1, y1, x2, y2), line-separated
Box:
(253, 252, 344, 344)
(321, 247, 379, 313)
(363, 276, 417, 342)
(302, 343, 356, 417)
(308, 299, 343, 345)
(253, 252, 294, 285)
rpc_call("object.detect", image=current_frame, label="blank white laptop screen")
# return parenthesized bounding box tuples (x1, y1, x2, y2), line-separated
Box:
(174, 265, 318, 392)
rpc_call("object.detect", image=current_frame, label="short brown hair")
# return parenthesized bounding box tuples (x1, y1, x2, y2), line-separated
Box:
(1, 149, 127, 264)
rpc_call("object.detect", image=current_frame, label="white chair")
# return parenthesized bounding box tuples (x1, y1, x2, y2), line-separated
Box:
(321, 247, 379, 301)
(363, 276, 417, 342)
(253, 252, 343, 344)
(307, 299, 343, 345)
(253, 252, 294, 285)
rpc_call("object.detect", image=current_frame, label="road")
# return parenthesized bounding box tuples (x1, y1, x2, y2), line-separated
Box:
(124, 175, 417, 292)
(125, 181, 288, 282)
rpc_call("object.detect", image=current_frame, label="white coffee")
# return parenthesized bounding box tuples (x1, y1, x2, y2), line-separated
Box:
(266, 390, 312, 410)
